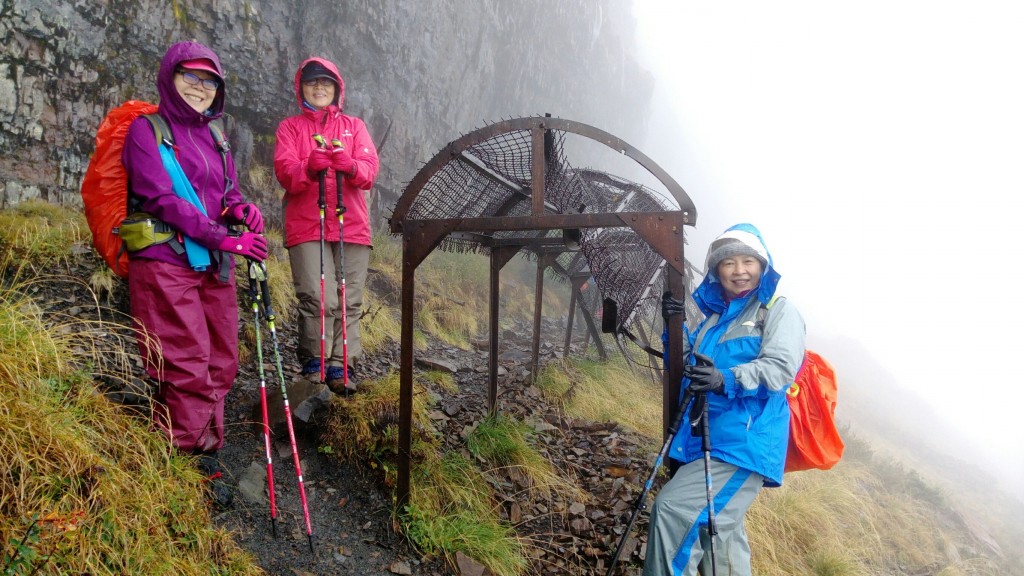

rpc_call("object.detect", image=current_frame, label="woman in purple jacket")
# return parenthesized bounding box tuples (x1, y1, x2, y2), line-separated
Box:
(122, 41, 267, 507)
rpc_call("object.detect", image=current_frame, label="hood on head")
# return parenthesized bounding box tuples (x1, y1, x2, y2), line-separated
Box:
(158, 41, 226, 123)
(293, 57, 345, 111)
(693, 223, 781, 312)
(705, 227, 770, 274)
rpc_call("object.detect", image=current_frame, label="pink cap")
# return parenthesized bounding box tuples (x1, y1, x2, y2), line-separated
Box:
(178, 58, 220, 77)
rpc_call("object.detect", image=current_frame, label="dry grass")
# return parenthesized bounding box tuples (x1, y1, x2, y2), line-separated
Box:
(746, 455, 1000, 576)
(0, 272, 262, 575)
(368, 231, 402, 283)
(498, 256, 571, 323)
(419, 369, 458, 394)
(0, 200, 88, 272)
(534, 355, 663, 440)
(246, 162, 273, 191)
(413, 248, 487, 349)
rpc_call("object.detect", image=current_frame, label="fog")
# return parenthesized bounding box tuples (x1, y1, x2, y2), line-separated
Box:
(630, 0, 1024, 499)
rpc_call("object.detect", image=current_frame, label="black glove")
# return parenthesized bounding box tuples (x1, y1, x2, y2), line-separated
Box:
(661, 290, 685, 322)
(683, 352, 725, 395)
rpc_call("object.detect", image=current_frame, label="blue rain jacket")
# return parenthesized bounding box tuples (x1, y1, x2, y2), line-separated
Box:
(665, 223, 805, 486)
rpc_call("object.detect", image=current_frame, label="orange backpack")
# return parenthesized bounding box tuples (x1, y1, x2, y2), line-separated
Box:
(784, 350, 844, 472)
(80, 101, 159, 277)
(758, 298, 845, 472)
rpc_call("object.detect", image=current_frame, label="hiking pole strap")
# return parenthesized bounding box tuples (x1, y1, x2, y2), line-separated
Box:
(621, 326, 663, 359)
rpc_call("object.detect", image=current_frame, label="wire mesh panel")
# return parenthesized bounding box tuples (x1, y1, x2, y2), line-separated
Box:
(395, 119, 695, 338)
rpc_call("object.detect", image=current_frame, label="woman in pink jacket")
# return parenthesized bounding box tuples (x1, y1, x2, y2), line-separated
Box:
(274, 58, 379, 394)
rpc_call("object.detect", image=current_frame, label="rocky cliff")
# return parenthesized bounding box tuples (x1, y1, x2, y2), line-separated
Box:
(1, 0, 654, 226)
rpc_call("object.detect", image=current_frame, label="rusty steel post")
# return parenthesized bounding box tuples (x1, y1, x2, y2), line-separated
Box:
(563, 281, 580, 354)
(576, 296, 607, 361)
(489, 246, 521, 414)
(397, 243, 416, 510)
(664, 266, 686, 444)
(530, 253, 550, 382)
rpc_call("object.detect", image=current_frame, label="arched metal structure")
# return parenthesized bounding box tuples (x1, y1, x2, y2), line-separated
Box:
(389, 115, 697, 508)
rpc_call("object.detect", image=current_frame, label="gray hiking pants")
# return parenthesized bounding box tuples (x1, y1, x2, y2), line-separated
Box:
(643, 459, 763, 576)
(289, 240, 370, 368)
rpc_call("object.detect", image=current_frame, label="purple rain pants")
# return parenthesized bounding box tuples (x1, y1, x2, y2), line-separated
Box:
(128, 258, 238, 453)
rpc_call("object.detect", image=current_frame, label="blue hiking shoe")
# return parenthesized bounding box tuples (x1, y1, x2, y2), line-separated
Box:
(301, 358, 321, 377)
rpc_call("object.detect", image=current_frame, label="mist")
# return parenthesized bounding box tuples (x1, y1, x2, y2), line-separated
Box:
(629, 0, 1024, 502)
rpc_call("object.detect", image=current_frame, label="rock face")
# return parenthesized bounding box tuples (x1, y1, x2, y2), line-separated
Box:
(1, 0, 654, 227)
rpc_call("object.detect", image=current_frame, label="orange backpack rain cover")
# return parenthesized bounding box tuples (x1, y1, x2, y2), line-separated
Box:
(785, 350, 845, 472)
(80, 100, 158, 278)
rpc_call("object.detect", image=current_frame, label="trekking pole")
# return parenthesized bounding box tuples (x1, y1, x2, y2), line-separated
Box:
(696, 393, 718, 576)
(606, 389, 692, 576)
(330, 138, 350, 394)
(246, 260, 278, 537)
(313, 134, 328, 384)
(256, 261, 315, 553)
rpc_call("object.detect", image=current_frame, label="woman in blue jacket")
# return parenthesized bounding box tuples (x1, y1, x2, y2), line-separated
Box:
(644, 223, 805, 576)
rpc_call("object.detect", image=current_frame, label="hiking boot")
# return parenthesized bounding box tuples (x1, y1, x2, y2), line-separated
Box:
(301, 358, 322, 379)
(325, 365, 357, 395)
(197, 453, 233, 511)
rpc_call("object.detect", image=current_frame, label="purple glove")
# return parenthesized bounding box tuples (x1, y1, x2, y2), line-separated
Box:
(227, 203, 264, 234)
(331, 145, 356, 176)
(306, 148, 333, 177)
(218, 231, 268, 262)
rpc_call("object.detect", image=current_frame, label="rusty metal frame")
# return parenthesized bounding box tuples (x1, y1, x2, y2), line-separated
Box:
(390, 116, 696, 510)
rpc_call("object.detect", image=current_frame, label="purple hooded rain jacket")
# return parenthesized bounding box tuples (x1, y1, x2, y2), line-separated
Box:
(121, 41, 243, 270)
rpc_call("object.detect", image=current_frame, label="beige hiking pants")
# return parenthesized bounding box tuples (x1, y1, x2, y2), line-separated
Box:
(288, 241, 370, 369)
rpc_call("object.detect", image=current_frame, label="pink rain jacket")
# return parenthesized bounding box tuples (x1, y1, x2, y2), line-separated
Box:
(274, 58, 379, 247)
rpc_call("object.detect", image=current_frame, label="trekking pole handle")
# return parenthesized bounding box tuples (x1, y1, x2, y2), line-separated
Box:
(256, 263, 277, 321)
(330, 138, 348, 216)
(312, 134, 328, 209)
(245, 259, 259, 303)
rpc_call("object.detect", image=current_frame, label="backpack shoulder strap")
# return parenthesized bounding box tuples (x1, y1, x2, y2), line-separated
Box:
(207, 118, 228, 151)
(207, 118, 235, 206)
(755, 294, 783, 331)
(143, 113, 174, 147)
(127, 114, 174, 213)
